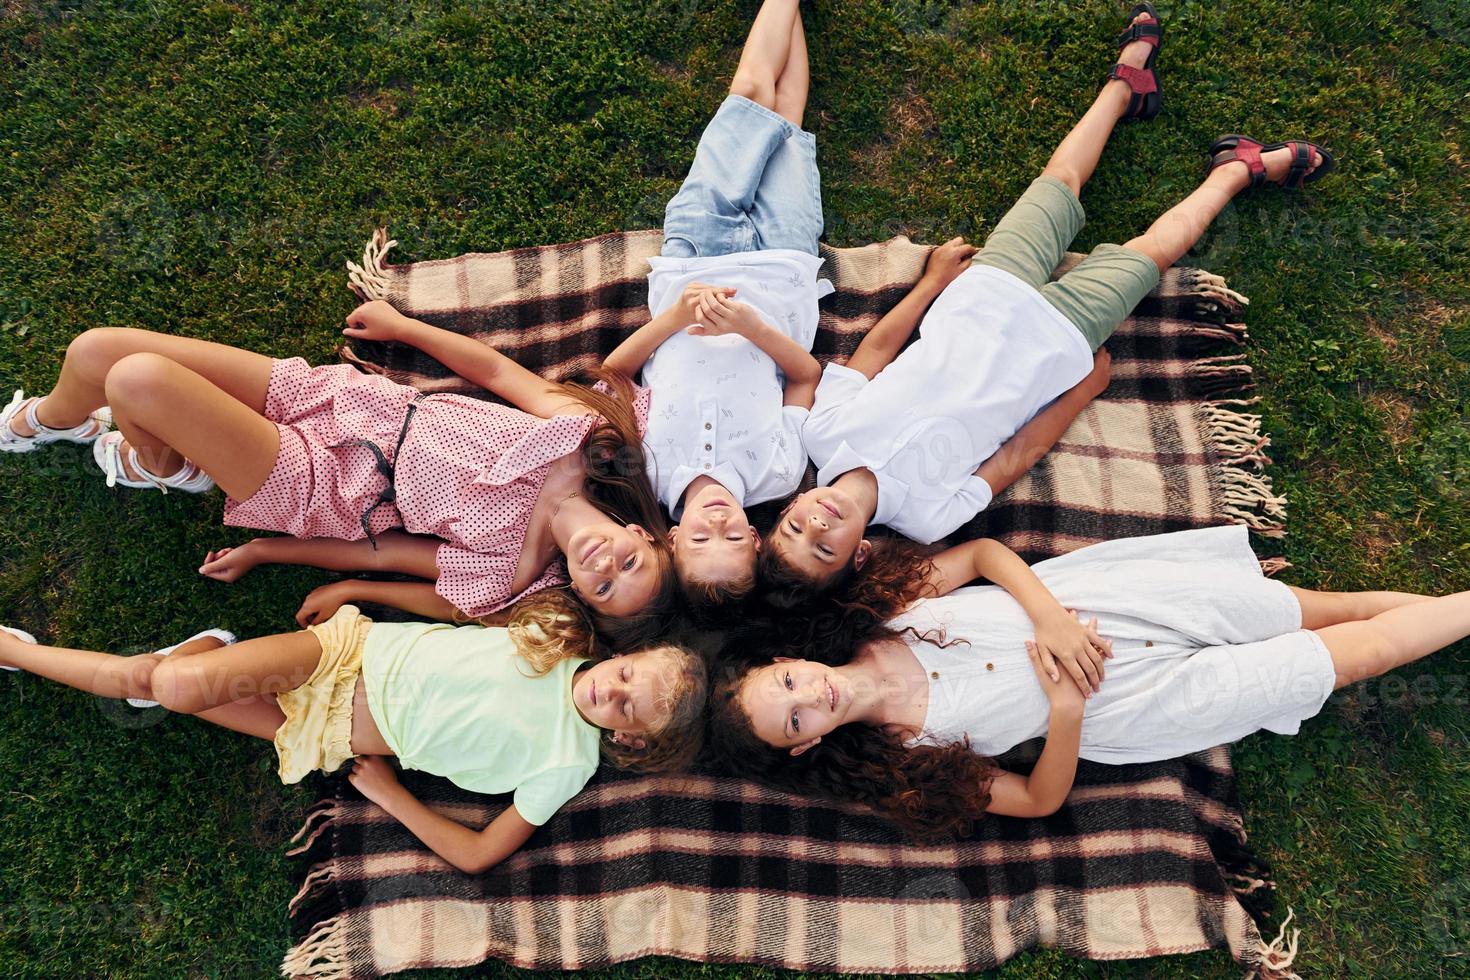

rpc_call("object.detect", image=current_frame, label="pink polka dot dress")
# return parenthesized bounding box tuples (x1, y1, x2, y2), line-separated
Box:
(223, 357, 651, 617)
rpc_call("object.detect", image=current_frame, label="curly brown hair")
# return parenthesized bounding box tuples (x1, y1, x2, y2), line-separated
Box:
(704, 658, 996, 842)
(753, 536, 939, 663)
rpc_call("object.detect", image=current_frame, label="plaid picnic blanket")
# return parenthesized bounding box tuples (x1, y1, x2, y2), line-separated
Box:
(281, 229, 1297, 979)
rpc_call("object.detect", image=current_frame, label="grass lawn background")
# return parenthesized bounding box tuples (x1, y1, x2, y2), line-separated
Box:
(2, 0, 1468, 976)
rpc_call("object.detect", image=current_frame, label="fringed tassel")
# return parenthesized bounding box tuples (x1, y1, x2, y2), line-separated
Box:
(289, 863, 337, 916)
(287, 800, 338, 856)
(1246, 908, 1302, 980)
(346, 228, 398, 301)
(279, 914, 350, 980)
(1182, 269, 1251, 309)
(1258, 557, 1292, 577)
(1217, 465, 1288, 538)
(336, 343, 389, 376)
(1202, 403, 1273, 468)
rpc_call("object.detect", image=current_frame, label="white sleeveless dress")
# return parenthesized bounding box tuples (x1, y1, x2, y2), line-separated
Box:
(892, 525, 1336, 763)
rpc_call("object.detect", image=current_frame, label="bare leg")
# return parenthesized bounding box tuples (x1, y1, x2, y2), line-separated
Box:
(0, 629, 322, 710)
(1122, 144, 1327, 272)
(103, 352, 280, 496)
(1317, 591, 1470, 689)
(729, 0, 801, 113)
(1039, 14, 1156, 195)
(1289, 586, 1434, 630)
(772, 12, 809, 127)
(193, 695, 287, 740)
(14, 327, 273, 436)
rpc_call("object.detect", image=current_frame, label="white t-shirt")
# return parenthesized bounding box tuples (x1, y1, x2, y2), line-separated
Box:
(641, 249, 833, 513)
(802, 263, 1093, 544)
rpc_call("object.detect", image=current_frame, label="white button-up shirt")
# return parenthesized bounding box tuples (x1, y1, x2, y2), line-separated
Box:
(803, 263, 1093, 544)
(641, 249, 833, 513)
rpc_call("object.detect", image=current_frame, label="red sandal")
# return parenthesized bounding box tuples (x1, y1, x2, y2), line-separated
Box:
(1106, 2, 1162, 122)
(1206, 134, 1336, 190)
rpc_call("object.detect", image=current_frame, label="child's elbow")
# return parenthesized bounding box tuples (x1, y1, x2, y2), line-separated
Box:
(452, 850, 503, 876)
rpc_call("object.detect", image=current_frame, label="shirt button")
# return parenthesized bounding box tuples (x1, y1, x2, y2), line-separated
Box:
(704, 422, 712, 430)
(703, 463, 712, 470)
(1145, 641, 1154, 648)
(930, 671, 939, 680)
(985, 663, 994, 671)
(704, 443, 712, 451)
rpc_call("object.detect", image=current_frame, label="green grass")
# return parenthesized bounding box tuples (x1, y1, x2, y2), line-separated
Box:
(2, 0, 1468, 976)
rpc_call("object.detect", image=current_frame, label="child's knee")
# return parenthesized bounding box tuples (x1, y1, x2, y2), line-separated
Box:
(149, 659, 201, 714)
(103, 352, 177, 410)
(68, 327, 137, 383)
(729, 72, 776, 111)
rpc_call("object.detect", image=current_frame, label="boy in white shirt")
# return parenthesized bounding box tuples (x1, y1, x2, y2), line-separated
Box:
(763, 5, 1330, 600)
(604, 0, 829, 615)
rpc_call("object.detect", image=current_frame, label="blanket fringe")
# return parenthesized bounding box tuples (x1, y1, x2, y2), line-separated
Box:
(280, 914, 350, 980)
(287, 800, 339, 855)
(1244, 908, 1302, 980)
(1258, 557, 1292, 577)
(1217, 465, 1288, 537)
(1183, 269, 1252, 309)
(289, 863, 337, 916)
(1202, 403, 1273, 468)
(347, 228, 398, 301)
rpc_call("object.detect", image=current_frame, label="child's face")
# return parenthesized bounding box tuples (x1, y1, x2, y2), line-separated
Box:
(572, 647, 683, 740)
(766, 486, 868, 583)
(737, 658, 856, 754)
(670, 482, 759, 586)
(565, 522, 663, 617)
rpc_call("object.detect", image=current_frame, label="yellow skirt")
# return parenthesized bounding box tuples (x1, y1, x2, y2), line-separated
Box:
(273, 604, 375, 784)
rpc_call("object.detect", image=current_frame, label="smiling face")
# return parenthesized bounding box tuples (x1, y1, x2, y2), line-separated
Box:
(736, 658, 860, 754)
(564, 521, 664, 618)
(766, 486, 871, 585)
(670, 482, 760, 590)
(571, 646, 686, 739)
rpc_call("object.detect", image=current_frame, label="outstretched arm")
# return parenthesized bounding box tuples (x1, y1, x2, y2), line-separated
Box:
(296, 579, 463, 627)
(844, 237, 976, 380)
(342, 300, 585, 419)
(603, 283, 735, 379)
(924, 538, 1111, 695)
(200, 531, 443, 583)
(974, 350, 1112, 500)
(348, 757, 539, 874)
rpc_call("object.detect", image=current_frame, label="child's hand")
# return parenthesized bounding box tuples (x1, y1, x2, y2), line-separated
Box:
(679, 282, 735, 322)
(348, 756, 405, 809)
(342, 300, 408, 343)
(1027, 636, 1087, 715)
(920, 236, 978, 291)
(687, 293, 765, 338)
(1032, 610, 1112, 698)
(296, 582, 350, 628)
(198, 541, 261, 583)
(1084, 349, 1112, 396)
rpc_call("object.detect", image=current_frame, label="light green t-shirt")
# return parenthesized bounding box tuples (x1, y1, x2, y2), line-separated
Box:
(360, 621, 602, 826)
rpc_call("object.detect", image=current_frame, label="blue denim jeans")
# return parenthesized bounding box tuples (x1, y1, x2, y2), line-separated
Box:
(661, 94, 824, 258)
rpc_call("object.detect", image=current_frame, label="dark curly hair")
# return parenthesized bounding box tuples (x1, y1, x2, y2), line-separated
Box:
(753, 536, 940, 663)
(704, 657, 996, 842)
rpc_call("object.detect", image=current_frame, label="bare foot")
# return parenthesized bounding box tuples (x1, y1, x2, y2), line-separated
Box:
(1210, 143, 1325, 190)
(1117, 12, 1156, 71)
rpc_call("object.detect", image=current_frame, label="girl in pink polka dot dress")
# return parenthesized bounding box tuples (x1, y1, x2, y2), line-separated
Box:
(1, 301, 676, 637)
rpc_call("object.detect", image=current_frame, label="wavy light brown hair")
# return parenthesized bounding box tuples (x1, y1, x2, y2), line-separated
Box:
(705, 657, 996, 843)
(754, 536, 939, 663)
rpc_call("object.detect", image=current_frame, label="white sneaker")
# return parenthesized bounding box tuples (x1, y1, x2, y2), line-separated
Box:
(0, 391, 112, 454)
(126, 628, 236, 708)
(93, 431, 216, 494)
(0, 624, 38, 671)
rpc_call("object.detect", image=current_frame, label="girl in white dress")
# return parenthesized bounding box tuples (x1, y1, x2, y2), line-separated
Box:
(711, 526, 1458, 840)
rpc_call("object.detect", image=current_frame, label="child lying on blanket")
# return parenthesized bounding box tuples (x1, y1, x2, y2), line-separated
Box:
(0, 593, 705, 874)
(602, 0, 828, 621)
(759, 3, 1332, 610)
(0, 298, 677, 645)
(711, 526, 1447, 840)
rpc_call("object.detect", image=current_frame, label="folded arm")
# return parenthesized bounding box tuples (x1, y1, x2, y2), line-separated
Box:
(984, 707, 1082, 818)
(603, 284, 734, 380)
(845, 237, 976, 380)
